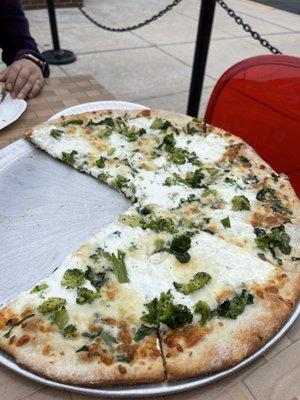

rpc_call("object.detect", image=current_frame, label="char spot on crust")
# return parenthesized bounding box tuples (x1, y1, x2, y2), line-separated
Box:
(16, 335, 30, 347)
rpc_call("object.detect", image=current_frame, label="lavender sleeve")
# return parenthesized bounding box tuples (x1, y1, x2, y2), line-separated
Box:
(0, 0, 50, 77)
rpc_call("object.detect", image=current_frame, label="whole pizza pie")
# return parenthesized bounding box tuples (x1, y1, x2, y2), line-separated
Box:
(0, 109, 299, 386)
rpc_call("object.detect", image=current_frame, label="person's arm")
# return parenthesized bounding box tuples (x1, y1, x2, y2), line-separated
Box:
(0, 0, 50, 99)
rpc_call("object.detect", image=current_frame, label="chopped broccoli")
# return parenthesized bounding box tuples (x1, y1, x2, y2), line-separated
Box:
(61, 269, 85, 289)
(184, 169, 205, 188)
(142, 291, 193, 329)
(63, 324, 77, 338)
(85, 266, 106, 290)
(30, 283, 48, 293)
(205, 166, 219, 176)
(62, 119, 83, 127)
(164, 177, 175, 186)
(169, 233, 192, 263)
(97, 127, 113, 138)
(50, 129, 63, 139)
(98, 172, 109, 182)
(220, 216, 231, 228)
(96, 157, 106, 168)
(162, 132, 176, 150)
(150, 117, 172, 130)
(107, 147, 116, 156)
(100, 330, 118, 344)
(140, 205, 153, 215)
(111, 175, 128, 190)
(38, 297, 66, 314)
(194, 300, 212, 326)
(174, 272, 211, 295)
(224, 177, 236, 185)
(256, 188, 292, 215)
(88, 117, 114, 127)
(146, 216, 176, 233)
(123, 126, 146, 142)
(254, 225, 291, 264)
(76, 288, 98, 305)
(231, 195, 250, 211)
(102, 250, 129, 283)
(168, 147, 189, 165)
(154, 238, 165, 252)
(62, 150, 78, 166)
(51, 307, 69, 330)
(216, 290, 254, 319)
(118, 214, 143, 228)
(134, 324, 157, 342)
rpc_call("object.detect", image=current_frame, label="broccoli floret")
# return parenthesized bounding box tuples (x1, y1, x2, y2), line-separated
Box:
(61, 150, 78, 165)
(97, 127, 113, 138)
(254, 225, 291, 265)
(169, 233, 192, 263)
(184, 169, 205, 188)
(194, 300, 212, 326)
(142, 291, 193, 329)
(123, 126, 146, 142)
(51, 307, 69, 329)
(216, 290, 254, 319)
(61, 269, 85, 289)
(98, 172, 109, 182)
(231, 195, 250, 211)
(174, 272, 211, 295)
(168, 148, 189, 165)
(88, 117, 114, 127)
(38, 297, 66, 314)
(85, 266, 106, 290)
(30, 283, 48, 293)
(202, 188, 218, 198)
(146, 217, 176, 233)
(96, 157, 106, 168)
(111, 175, 128, 190)
(102, 250, 129, 283)
(256, 188, 292, 215)
(162, 132, 176, 150)
(76, 288, 98, 305)
(204, 166, 219, 176)
(63, 324, 77, 338)
(140, 205, 153, 215)
(150, 117, 172, 130)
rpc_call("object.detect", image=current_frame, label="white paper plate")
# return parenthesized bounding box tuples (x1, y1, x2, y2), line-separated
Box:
(50, 100, 148, 120)
(0, 93, 27, 130)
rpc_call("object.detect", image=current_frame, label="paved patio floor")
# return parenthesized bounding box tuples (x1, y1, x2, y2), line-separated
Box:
(1, 0, 300, 116)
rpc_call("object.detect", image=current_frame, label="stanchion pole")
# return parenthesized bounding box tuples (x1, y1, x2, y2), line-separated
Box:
(187, 0, 216, 117)
(41, 0, 76, 65)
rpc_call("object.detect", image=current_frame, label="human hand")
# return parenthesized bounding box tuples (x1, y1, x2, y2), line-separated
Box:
(0, 59, 44, 100)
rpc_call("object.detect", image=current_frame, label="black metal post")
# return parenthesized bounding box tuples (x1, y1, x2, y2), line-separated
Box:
(42, 0, 76, 65)
(187, 0, 216, 117)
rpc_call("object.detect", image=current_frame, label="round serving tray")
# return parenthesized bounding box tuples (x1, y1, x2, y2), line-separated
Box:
(0, 101, 298, 398)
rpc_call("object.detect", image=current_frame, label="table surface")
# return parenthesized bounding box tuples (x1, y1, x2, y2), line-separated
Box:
(0, 75, 299, 400)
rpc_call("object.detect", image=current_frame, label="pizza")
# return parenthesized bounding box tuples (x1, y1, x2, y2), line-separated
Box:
(0, 109, 299, 386)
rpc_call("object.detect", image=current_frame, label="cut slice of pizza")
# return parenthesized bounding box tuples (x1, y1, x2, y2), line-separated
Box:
(0, 220, 165, 385)
(0, 109, 298, 386)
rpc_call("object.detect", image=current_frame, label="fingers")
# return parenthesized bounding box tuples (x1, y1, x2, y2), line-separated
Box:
(6, 63, 23, 95)
(16, 75, 37, 99)
(11, 67, 30, 99)
(27, 79, 43, 99)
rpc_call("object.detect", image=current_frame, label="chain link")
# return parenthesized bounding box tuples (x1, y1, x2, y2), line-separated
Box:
(217, 0, 282, 54)
(71, 0, 183, 32)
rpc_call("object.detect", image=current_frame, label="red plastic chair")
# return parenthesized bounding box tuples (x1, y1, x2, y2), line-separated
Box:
(204, 55, 300, 196)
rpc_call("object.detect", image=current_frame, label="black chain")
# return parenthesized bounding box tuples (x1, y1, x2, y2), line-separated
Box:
(71, 0, 183, 32)
(217, 0, 282, 54)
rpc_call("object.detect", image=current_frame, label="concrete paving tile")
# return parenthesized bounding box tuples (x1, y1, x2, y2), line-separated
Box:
(161, 37, 268, 81)
(214, 382, 255, 400)
(49, 66, 67, 77)
(22, 387, 72, 399)
(60, 47, 192, 100)
(287, 315, 300, 342)
(0, 364, 42, 400)
(243, 341, 300, 400)
(244, 32, 300, 56)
